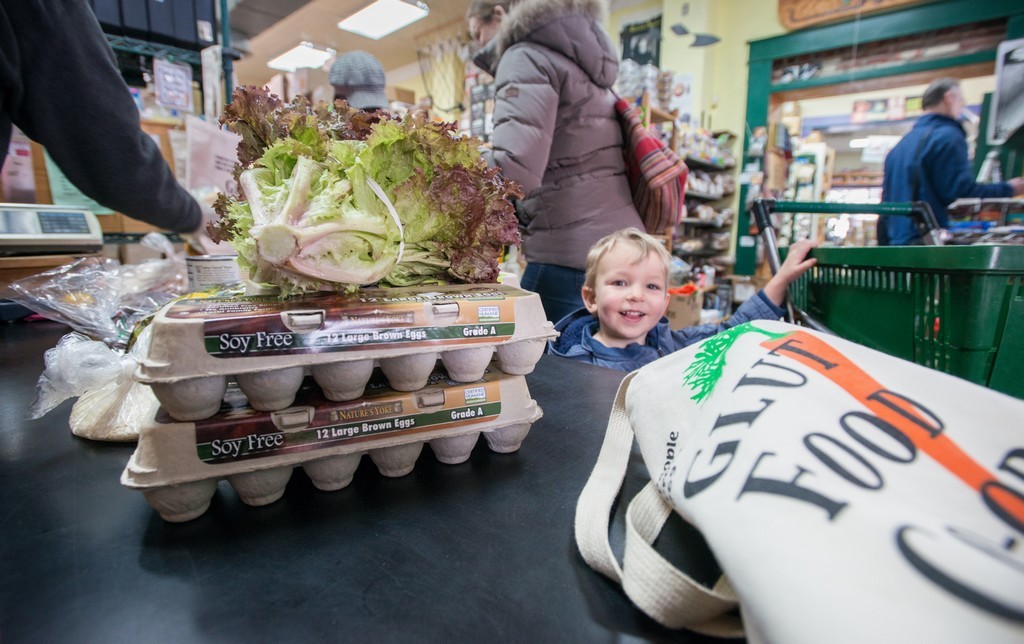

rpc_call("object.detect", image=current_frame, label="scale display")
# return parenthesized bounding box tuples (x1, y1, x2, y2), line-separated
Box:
(0, 204, 103, 254)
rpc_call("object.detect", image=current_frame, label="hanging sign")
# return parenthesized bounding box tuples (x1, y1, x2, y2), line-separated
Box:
(154, 58, 194, 113)
(620, 16, 661, 68)
(778, 0, 935, 31)
(185, 115, 240, 195)
(1, 129, 36, 202)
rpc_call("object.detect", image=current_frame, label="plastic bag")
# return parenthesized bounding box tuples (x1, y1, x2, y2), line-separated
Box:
(30, 328, 157, 442)
(29, 332, 129, 418)
(69, 376, 157, 442)
(5, 233, 186, 347)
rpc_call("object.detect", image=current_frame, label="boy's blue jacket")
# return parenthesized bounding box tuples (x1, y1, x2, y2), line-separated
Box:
(880, 112, 1013, 245)
(548, 291, 784, 372)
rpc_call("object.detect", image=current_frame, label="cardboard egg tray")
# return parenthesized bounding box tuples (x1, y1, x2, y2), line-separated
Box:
(122, 364, 542, 522)
(136, 283, 556, 422)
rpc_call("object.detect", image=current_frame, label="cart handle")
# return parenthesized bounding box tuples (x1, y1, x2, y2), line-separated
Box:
(750, 199, 942, 324)
(751, 199, 943, 252)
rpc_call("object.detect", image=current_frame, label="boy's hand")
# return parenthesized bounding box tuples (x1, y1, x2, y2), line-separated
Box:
(763, 239, 819, 306)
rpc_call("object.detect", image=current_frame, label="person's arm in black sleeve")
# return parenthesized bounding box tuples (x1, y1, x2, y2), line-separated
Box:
(3, 0, 201, 233)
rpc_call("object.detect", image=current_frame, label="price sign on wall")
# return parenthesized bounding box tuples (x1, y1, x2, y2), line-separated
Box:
(154, 58, 194, 113)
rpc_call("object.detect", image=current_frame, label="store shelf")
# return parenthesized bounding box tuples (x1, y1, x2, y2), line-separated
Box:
(679, 217, 729, 228)
(104, 34, 202, 66)
(648, 105, 677, 125)
(635, 92, 679, 152)
(832, 169, 883, 188)
(684, 156, 734, 172)
(686, 190, 734, 201)
(673, 248, 723, 259)
(104, 233, 184, 245)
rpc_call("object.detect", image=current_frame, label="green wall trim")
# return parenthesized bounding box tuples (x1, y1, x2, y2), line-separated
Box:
(750, 0, 1022, 62)
(768, 50, 998, 94)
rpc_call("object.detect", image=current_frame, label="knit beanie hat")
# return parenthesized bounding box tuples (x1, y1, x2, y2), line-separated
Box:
(329, 50, 388, 110)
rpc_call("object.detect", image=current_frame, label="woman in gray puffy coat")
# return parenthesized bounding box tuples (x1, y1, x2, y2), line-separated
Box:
(467, 0, 643, 323)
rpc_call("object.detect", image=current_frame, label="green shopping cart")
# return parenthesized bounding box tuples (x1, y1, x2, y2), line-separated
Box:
(752, 199, 1024, 401)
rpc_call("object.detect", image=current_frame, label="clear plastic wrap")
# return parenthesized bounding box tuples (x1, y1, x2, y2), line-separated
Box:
(29, 327, 157, 442)
(13, 233, 187, 440)
(5, 233, 186, 348)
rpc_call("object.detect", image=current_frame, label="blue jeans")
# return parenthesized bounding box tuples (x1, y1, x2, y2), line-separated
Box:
(521, 262, 585, 323)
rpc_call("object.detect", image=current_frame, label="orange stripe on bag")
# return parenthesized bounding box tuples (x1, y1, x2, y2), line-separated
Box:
(760, 331, 1024, 528)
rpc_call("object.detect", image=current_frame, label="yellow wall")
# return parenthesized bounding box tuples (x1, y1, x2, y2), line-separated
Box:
(606, 0, 786, 137)
(393, 1, 788, 130)
(659, 0, 712, 126)
(390, 66, 427, 105)
(705, 1, 785, 139)
(607, 0, 663, 41)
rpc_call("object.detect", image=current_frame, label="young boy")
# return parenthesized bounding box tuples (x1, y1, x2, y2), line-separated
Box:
(547, 228, 818, 371)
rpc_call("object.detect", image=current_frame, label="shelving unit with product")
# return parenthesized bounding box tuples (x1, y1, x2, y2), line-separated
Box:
(822, 168, 885, 246)
(639, 91, 680, 152)
(674, 130, 737, 268)
(463, 64, 495, 144)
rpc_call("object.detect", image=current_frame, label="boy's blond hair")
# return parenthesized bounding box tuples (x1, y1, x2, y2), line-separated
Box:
(583, 227, 673, 291)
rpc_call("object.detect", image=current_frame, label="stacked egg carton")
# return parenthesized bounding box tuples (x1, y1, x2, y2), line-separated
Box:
(121, 283, 555, 522)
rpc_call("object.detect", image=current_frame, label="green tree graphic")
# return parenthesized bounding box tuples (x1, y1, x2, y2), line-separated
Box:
(682, 323, 792, 403)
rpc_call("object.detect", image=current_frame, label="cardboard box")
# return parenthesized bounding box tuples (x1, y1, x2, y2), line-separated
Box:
(664, 290, 703, 330)
(728, 275, 769, 304)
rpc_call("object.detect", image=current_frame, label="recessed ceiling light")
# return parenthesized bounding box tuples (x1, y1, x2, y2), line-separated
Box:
(267, 41, 336, 72)
(338, 0, 429, 40)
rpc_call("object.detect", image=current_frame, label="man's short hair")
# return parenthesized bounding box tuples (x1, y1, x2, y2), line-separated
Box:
(584, 227, 672, 292)
(922, 78, 960, 110)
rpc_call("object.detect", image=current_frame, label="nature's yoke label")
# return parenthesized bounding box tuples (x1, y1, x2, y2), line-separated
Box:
(189, 370, 503, 464)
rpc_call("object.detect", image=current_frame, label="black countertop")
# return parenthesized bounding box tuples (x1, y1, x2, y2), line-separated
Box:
(0, 319, 725, 643)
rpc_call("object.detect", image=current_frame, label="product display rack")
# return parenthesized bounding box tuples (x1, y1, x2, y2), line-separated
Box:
(639, 92, 680, 152)
(830, 169, 883, 188)
(675, 133, 737, 267)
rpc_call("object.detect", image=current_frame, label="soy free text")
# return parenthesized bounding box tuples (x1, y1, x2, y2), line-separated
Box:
(218, 332, 292, 353)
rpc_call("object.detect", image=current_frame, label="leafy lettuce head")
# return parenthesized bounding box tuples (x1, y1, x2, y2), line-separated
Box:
(211, 86, 522, 295)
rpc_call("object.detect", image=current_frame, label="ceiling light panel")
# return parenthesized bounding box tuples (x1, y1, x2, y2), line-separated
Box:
(338, 0, 429, 40)
(267, 42, 336, 72)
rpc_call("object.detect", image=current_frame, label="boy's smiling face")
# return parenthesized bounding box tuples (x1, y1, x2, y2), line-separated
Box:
(582, 243, 670, 349)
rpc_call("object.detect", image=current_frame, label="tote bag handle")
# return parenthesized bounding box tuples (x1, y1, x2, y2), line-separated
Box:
(574, 372, 745, 636)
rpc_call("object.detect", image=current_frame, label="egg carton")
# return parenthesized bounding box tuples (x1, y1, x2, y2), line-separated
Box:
(136, 283, 556, 422)
(122, 364, 542, 522)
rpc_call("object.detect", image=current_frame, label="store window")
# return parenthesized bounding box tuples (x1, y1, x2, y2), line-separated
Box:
(766, 74, 995, 247)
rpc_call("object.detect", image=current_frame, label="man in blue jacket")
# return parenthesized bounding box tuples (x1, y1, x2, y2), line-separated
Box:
(879, 78, 1024, 245)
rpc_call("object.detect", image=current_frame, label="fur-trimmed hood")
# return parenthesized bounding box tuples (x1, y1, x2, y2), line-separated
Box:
(490, 0, 616, 88)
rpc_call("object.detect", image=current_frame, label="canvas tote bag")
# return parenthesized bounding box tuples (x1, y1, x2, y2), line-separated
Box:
(575, 320, 1024, 643)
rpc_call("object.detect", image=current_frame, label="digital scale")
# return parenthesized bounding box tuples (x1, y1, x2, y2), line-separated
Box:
(0, 203, 104, 255)
(0, 204, 105, 321)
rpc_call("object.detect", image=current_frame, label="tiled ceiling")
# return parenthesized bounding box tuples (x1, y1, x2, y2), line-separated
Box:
(229, 0, 472, 87)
